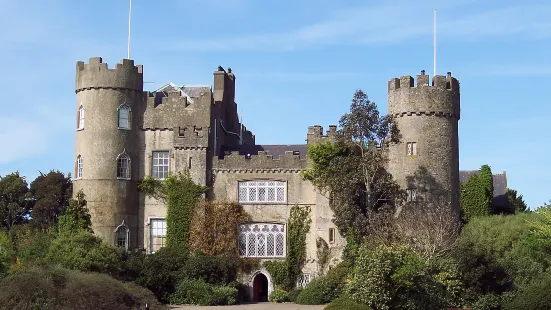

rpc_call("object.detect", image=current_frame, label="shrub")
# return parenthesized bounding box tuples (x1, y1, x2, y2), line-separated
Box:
(296, 261, 351, 305)
(325, 296, 373, 310)
(269, 289, 289, 303)
(288, 288, 302, 302)
(13, 228, 54, 267)
(0, 231, 13, 277)
(504, 272, 551, 310)
(45, 230, 122, 276)
(179, 253, 236, 285)
(0, 266, 166, 310)
(169, 278, 237, 306)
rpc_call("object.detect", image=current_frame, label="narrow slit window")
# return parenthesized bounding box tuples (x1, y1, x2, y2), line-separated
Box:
(329, 228, 335, 243)
(77, 105, 85, 129)
(188, 157, 192, 170)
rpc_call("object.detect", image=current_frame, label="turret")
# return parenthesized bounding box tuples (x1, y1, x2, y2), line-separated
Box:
(387, 70, 460, 215)
(73, 57, 143, 248)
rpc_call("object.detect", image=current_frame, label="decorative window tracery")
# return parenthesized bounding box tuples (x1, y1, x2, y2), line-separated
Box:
(114, 220, 129, 249)
(117, 149, 131, 179)
(406, 188, 418, 202)
(238, 223, 285, 258)
(297, 274, 312, 288)
(118, 104, 131, 129)
(238, 181, 286, 203)
(406, 142, 417, 156)
(76, 155, 83, 179)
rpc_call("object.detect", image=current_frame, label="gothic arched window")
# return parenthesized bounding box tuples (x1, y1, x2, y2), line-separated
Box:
(77, 105, 85, 130)
(118, 104, 131, 129)
(114, 221, 129, 249)
(76, 155, 83, 179)
(117, 150, 131, 179)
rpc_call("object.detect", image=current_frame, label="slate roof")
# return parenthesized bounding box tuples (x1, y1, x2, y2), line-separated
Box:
(220, 144, 308, 159)
(459, 170, 508, 206)
(151, 82, 212, 105)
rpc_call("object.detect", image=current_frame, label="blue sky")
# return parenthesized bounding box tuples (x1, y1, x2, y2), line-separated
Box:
(0, 0, 549, 209)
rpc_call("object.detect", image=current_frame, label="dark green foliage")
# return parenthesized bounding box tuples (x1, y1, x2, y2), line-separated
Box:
(301, 90, 402, 238)
(0, 172, 32, 230)
(0, 231, 12, 277)
(57, 189, 92, 234)
(269, 288, 289, 303)
(0, 266, 166, 310)
(325, 296, 373, 310)
(507, 188, 529, 214)
(288, 288, 302, 302)
(169, 278, 237, 306)
(265, 205, 311, 291)
(138, 172, 208, 253)
(45, 230, 122, 276)
(179, 253, 237, 285)
(29, 170, 72, 228)
(296, 262, 351, 305)
(13, 226, 55, 267)
(504, 272, 551, 310)
(460, 171, 492, 223)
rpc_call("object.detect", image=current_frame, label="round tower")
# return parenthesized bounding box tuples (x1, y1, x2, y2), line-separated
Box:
(74, 57, 143, 248)
(387, 70, 460, 214)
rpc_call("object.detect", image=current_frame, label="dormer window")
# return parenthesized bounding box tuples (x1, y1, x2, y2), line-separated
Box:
(118, 104, 131, 129)
(77, 105, 85, 130)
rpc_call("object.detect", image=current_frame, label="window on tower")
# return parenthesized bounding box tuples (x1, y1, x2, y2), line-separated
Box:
(76, 155, 83, 179)
(118, 104, 131, 129)
(406, 188, 418, 202)
(406, 142, 417, 156)
(117, 150, 131, 179)
(152, 151, 170, 179)
(77, 105, 85, 130)
(114, 221, 129, 249)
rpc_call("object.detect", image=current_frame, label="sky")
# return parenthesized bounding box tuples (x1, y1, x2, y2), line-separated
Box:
(0, 0, 549, 209)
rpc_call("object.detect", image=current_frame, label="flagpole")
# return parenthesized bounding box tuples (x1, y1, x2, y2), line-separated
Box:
(127, 0, 132, 59)
(433, 8, 436, 78)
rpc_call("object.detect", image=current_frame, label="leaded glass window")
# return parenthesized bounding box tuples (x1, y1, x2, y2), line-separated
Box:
(117, 151, 131, 179)
(238, 223, 285, 258)
(118, 104, 131, 129)
(238, 181, 286, 203)
(297, 274, 312, 288)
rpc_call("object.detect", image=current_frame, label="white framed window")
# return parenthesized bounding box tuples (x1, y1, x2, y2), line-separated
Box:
(117, 150, 131, 179)
(297, 274, 312, 288)
(152, 151, 170, 179)
(406, 188, 418, 202)
(76, 155, 83, 179)
(238, 180, 287, 203)
(150, 218, 167, 253)
(238, 223, 285, 258)
(114, 221, 129, 249)
(77, 105, 85, 130)
(406, 142, 417, 156)
(118, 104, 131, 129)
(328, 228, 335, 244)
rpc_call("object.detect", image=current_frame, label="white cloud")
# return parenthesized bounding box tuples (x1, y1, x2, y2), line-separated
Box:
(158, 3, 551, 52)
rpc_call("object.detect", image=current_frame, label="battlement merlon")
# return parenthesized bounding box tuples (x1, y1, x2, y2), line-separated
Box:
(76, 57, 143, 93)
(213, 66, 236, 103)
(387, 71, 460, 120)
(306, 125, 338, 145)
(214, 150, 309, 171)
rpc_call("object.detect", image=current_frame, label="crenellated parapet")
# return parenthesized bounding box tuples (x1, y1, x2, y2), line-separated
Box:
(306, 125, 338, 145)
(143, 88, 211, 130)
(75, 57, 143, 93)
(173, 125, 208, 148)
(388, 71, 460, 120)
(214, 151, 308, 172)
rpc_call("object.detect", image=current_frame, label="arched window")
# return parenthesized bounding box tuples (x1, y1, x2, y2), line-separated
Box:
(114, 220, 129, 249)
(117, 150, 131, 179)
(77, 105, 85, 130)
(118, 104, 131, 129)
(238, 223, 285, 258)
(76, 155, 83, 179)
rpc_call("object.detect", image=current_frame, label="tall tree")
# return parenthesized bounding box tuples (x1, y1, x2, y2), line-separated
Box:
(479, 165, 494, 210)
(30, 170, 73, 228)
(58, 189, 92, 234)
(0, 172, 32, 230)
(507, 189, 529, 213)
(302, 89, 402, 238)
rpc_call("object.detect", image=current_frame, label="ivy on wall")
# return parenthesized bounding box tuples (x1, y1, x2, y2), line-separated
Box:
(138, 171, 208, 253)
(265, 204, 312, 291)
(316, 237, 330, 276)
(460, 165, 494, 223)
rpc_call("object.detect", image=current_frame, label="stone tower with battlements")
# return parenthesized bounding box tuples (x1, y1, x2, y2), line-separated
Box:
(387, 70, 461, 215)
(74, 57, 144, 246)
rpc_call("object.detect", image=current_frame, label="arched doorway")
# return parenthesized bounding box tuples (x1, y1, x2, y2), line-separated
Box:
(252, 273, 269, 302)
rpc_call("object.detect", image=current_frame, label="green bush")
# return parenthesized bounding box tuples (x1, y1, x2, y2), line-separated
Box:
(325, 296, 373, 310)
(179, 253, 236, 285)
(269, 289, 289, 303)
(0, 231, 13, 277)
(14, 228, 54, 267)
(45, 231, 122, 276)
(504, 272, 551, 310)
(0, 266, 166, 310)
(296, 261, 351, 305)
(169, 278, 237, 306)
(288, 288, 302, 302)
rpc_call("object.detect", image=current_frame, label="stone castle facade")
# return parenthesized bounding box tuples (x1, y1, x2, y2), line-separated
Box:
(73, 57, 463, 299)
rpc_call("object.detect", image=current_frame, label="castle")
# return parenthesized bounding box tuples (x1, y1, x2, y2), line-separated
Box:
(72, 57, 505, 301)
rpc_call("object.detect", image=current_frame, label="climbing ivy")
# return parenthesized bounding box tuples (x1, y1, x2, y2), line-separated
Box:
(138, 171, 208, 253)
(265, 204, 311, 291)
(316, 237, 330, 275)
(460, 165, 494, 223)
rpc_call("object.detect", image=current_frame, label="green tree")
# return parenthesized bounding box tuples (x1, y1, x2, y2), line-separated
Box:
(460, 166, 493, 223)
(58, 189, 92, 234)
(301, 89, 402, 238)
(0, 172, 32, 230)
(29, 170, 72, 228)
(507, 189, 529, 213)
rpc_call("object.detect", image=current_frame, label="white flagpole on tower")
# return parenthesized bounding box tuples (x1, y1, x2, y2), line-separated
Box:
(433, 8, 437, 78)
(127, 0, 132, 59)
